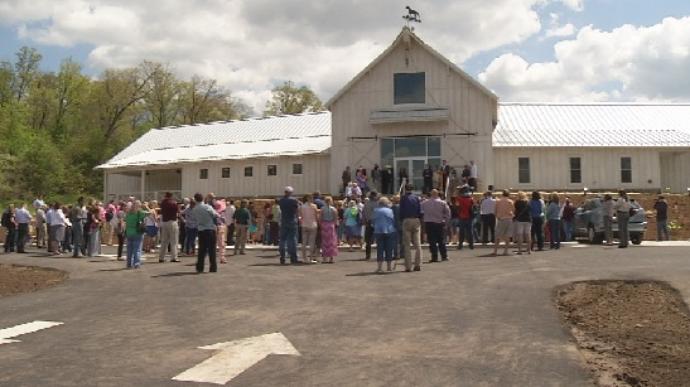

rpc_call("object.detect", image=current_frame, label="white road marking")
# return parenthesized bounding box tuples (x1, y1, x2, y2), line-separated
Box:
(173, 332, 300, 385)
(0, 321, 63, 345)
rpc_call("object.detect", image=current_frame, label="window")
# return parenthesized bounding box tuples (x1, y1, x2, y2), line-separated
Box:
(569, 157, 582, 184)
(621, 157, 632, 183)
(292, 163, 303, 175)
(518, 157, 530, 184)
(244, 166, 253, 177)
(221, 167, 230, 178)
(394, 72, 425, 104)
(267, 165, 277, 176)
(199, 168, 208, 179)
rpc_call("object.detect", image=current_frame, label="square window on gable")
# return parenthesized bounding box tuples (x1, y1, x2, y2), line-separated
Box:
(394, 72, 425, 104)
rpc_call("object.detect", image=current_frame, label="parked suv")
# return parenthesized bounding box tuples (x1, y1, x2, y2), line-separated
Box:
(573, 197, 647, 244)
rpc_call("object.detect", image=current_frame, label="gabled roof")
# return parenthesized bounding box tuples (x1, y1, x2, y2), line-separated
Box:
(494, 103, 690, 147)
(325, 27, 498, 108)
(96, 112, 331, 169)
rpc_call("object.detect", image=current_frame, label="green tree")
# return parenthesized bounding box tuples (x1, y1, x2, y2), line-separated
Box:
(264, 81, 322, 116)
(12, 46, 42, 102)
(179, 75, 250, 124)
(142, 61, 180, 128)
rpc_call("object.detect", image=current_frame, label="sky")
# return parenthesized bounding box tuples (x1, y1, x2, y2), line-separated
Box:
(1, 0, 690, 114)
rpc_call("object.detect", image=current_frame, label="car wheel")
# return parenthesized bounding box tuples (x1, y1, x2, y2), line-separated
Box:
(631, 234, 642, 245)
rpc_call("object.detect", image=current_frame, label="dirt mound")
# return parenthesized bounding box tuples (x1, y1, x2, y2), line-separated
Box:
(0, 264, 68, 297)
(555, 280, 690, 387)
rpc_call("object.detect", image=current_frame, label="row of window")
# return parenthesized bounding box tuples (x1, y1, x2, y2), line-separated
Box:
(518, 157, 633, 184)
(199, 164, 304, 179)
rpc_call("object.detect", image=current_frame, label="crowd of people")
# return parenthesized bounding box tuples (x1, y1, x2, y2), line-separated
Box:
(0, 181, 673, 274)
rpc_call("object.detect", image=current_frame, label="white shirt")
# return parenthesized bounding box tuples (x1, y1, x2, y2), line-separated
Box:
(614, 198, 631, 212)
(224, 205, 236, 225)
(15, 207, 32, 224)
(480, 197, 496, 215)
(48, 209, 66, 226)
(470, 164, 478, 179)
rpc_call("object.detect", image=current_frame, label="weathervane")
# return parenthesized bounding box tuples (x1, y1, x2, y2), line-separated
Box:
(403, 6, 421, 29)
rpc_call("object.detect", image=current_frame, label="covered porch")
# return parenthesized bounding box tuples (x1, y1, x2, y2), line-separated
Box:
(103, 167, 182, 202)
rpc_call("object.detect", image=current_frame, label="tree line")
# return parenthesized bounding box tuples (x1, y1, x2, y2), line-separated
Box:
(0, 47, 323, 202)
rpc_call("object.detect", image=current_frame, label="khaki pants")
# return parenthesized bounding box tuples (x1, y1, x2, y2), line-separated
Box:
(301, 226, 318, 262)
(234, 224, 248, 254)
(103, 221, 113, 245)
(216, 225, 226, 260)
(402, 218, 422, 270)
(158, 220, 179, 261)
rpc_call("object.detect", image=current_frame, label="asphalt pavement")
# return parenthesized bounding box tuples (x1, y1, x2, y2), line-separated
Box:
(1, 241, 689, 386)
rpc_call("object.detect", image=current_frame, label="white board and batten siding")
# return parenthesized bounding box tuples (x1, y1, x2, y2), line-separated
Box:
(328, 29, 497, 194)
(493, 148, 663, 192)
(181, 154, 330, 199)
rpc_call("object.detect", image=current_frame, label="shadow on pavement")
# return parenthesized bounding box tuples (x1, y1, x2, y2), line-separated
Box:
(97, 268, 129, 272)
(346, 271, 401, 277)
(151, 272, 199, 278)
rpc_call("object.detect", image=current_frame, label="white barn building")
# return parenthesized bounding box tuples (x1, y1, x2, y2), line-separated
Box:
(98, 27, 690, 199)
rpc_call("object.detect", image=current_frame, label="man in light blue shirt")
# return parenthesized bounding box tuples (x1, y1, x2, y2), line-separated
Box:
(191, 193, 218, 273)
(15, 203, 32, 253)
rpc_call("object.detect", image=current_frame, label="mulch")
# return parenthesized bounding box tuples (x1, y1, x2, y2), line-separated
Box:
(0, 264, 68, 297)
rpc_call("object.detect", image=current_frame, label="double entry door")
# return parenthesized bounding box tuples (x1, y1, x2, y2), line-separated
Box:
(395, 157, 426, 193)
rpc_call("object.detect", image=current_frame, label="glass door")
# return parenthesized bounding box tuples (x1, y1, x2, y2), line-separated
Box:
(395, 157, 427, 193)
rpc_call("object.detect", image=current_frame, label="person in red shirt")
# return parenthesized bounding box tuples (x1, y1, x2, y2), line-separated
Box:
(159, 192, 180, 263)
(455, 187, 475, 250)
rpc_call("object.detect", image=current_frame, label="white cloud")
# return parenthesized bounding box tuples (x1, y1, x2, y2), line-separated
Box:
(0, 0, 547, 113)
(479, 17, 690, 102)
(545, 22, 576, 38)
(557, 0, 584, 12)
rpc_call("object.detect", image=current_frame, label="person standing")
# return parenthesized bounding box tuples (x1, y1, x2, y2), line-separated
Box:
(400, 183, 423, 272)
(546, 193, 562, 250)
(278, 186, 300, 264)
(14, 203, 32, 253)
(602, 194, 615, 246)
(104, 200, 116, 246)
(191, 193, 218, 273)
(654, 195, 670, 241)
(480, 191, 496, 245)
(422, 189, 451, 262)
(299, 194, 319, 263)
(158, 192, 180, 263)
(35, 204, 46, 249)
(343, 200, 362, 251)
(270, 199, 281, 246)
(373, 196, 396, 273)
(362, 191, 378, 260)
(215, 200, 227, 263)
(87, 206, 102, 257)
(224, 199, 236, 247)
(492, 190, 515, 256)
(69, 197, 87, 257)
(233, 199, 251, 256)
(115, 202, 126, 261)
(319, 196, 339, 264)
(469, 160, 479, 191)
(342, 166, 352, 194)
(561, 198, 576, 242)
(513, 191, 532, 255)
(422, 165, 434, 194)
(381, 165, 394, 195)
(614, 190, 631, 248)
(124, 201, 145, 269)
(2, 204, 16, 253)
(456, 187, 475, 250)
(183, 201, 198, 255)
(529, 192, 545, 251)
(371, 164, 382, 193)
(48, 203, 67, 256)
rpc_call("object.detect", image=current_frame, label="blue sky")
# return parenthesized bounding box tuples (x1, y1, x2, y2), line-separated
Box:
(1, 0, 690, 109)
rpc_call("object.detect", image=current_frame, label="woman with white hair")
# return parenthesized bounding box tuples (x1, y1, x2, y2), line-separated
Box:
(373, 196, 396, 273)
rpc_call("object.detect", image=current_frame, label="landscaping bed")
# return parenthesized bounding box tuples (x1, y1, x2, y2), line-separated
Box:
(0, 264, 68, 297)
(555, 280, 690, 386)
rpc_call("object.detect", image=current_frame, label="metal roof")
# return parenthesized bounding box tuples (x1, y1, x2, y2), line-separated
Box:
(97, 111, 331, 169)
(494, 103, 690, 147)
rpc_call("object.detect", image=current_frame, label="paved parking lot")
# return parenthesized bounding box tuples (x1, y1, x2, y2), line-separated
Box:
(1, 242, 689, 386)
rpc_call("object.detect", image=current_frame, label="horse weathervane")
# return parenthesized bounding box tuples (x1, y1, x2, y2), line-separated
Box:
(403, 6, 421, 29)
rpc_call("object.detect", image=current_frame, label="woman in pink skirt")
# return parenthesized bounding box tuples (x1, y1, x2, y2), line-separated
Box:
(318, 196, 339, 263)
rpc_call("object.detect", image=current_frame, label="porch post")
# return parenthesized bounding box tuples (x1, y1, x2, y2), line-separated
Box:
(103, 171, 108, 202)
(140, 170, 146, 200)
